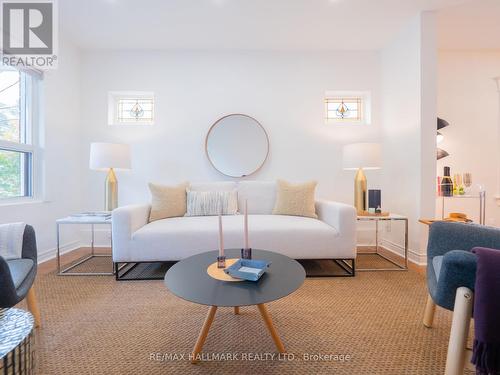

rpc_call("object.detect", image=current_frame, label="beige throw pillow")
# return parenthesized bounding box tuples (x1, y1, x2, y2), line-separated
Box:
(272, 180, 318, 219)
(148, 182, 189, 222)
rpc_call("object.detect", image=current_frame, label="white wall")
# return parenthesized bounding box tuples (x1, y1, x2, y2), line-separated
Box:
(380, 12, 437, 264)
(0, 36, 83, 262)
(0, 31, 439, 263)
(80, 50, 383, 210)
(437, 50, 500, 226)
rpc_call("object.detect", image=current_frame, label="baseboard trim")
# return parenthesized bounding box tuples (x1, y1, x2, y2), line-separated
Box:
(357, 244, 426, 275)
(38, 240, 81, 264)
(358, 240, 424, 264)
(379, 239, 427, 266)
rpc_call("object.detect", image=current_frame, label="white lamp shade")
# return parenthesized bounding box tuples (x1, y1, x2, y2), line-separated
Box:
(342, 143, 381, 170)
(89, 142, 131, 171)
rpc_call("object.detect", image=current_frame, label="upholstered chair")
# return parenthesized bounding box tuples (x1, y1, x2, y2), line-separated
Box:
(423, 221, 500, 375)
(0, 224, 41, 327)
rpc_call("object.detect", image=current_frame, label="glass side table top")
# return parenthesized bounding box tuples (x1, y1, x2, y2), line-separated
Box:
(357, 213, 407, 221)
(57, 215, 111, 224)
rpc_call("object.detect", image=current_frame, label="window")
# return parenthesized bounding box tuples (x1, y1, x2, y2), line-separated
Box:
(326, 97, 362, 121)
(0, 67, 36, 200)
(325, 91, 371, 124)
(108, 91, 154, 125)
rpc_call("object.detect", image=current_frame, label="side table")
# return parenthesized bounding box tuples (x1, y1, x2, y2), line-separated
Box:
(0, 308, 35, 374)
(56, 215, 113, 276)
(357, 214, 408, 271)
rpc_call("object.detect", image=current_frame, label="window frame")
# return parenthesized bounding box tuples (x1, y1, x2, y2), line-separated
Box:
(108, 91, 155, 126)
(0, 68, 40, 204)
(324, 91, 372, 125)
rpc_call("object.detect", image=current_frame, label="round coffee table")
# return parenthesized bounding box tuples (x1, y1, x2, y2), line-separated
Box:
(165, 249, 305, 362)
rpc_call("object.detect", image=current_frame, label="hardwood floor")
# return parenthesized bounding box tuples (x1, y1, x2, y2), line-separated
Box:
(37, 246, 425, 275)
(357, 245, 426, 275)
(38, 247, 112, 275)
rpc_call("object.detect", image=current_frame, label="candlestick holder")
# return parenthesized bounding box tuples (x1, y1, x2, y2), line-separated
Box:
(241, 248, 252, 260)
(217, 255, 226, 268)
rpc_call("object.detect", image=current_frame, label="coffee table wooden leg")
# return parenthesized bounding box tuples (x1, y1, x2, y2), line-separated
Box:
(191, 306, 217, 363)
(257, 304, 286, 353)
(234, 306, 240, 315)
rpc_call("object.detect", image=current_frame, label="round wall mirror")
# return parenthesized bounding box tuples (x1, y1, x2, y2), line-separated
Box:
(205, 114, 269, 177)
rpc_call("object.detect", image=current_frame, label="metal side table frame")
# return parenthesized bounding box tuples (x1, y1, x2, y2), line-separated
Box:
(56, 216, 114, 276)
(357, 214, 408, 271)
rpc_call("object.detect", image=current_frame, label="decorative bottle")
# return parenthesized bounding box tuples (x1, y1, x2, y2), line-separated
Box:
(440, 167, 453, 197)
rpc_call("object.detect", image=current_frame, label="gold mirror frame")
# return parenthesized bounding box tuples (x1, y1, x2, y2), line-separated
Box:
(205, 113, 270, 178)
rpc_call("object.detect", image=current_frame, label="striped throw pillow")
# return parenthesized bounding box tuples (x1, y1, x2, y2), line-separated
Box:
(185, 190, 238, 216)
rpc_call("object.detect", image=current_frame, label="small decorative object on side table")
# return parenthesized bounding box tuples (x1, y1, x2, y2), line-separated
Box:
(419, 212, 473, 226)
(368, 189, 382, 213)
(56, 213, 114, 276)
(356, 213, 408, 271)
(0, 308, 35, 374)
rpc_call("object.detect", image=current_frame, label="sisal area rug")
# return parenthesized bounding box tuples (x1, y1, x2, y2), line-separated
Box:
(26, 257, 473, 374)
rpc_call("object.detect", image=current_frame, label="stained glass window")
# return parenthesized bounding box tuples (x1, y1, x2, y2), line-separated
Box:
(116, 97, 154, 124)
(325, 97, 362, 122)
(108, 92, 155, 125)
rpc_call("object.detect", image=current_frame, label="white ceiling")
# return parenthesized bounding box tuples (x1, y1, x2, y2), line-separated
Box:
(60, 0, 470, 51)
(437, 0, 500, 50)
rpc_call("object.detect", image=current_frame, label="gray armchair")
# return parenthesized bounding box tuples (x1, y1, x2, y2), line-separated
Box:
(424, 221, 500, 316)
(423, 221, 500, 374)
(0, 224, 41, 327)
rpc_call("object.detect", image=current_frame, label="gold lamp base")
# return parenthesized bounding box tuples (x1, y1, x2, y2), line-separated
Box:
(105, 168, 118, 211)
(354, 168, 367, 213)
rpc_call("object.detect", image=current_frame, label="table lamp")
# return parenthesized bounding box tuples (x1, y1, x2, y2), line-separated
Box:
(342, 143, 381, 213)
(89, 142, 131, 211)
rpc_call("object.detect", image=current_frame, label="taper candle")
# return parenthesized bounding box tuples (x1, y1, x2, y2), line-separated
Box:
(218, 214, 224, 257)
(244, 200, 249, 249)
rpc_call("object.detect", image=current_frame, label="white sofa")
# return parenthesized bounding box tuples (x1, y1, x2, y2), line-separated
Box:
(112, 181, 357, 275)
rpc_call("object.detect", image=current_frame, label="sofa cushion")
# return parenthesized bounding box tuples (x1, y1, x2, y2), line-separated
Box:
(237, 181, 276, 214)
(6, 259, 34, 289)
(189, 182, 237, 192)
(148, 182, 188, 222)
(130, 214, 346, 261)
(186, 190, 238, 216)
(273, 180, 318, 219)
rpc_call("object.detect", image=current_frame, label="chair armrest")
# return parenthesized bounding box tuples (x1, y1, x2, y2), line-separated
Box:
(433, 250, 477, 310)
(427, 221, 500, 259)
(315, 200, 356, 243)
(0, 256, 17, 307)
(21, 225, 37, 263)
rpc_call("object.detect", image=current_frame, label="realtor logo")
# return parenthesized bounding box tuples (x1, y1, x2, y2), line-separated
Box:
(0, 0, 58, 69)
